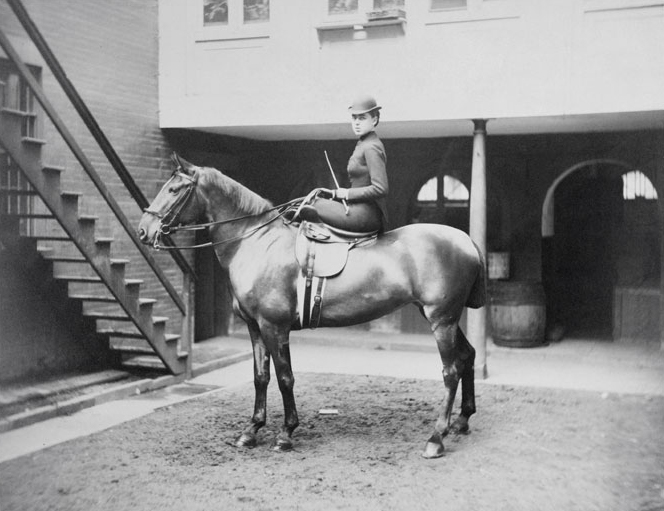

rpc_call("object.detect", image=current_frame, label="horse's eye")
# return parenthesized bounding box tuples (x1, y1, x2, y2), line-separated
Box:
(168, 187, 176, 193)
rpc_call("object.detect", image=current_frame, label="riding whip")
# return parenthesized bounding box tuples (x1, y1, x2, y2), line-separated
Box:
(324, 150, 349, 215)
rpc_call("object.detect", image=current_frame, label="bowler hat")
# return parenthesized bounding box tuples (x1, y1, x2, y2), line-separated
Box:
(348, 94, 382, 114)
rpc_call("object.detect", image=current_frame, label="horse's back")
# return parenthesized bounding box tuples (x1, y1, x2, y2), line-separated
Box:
(375, 223, 486, 309)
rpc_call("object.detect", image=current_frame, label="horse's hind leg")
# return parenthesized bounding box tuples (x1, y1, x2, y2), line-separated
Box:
(236, 320, 271, 448)
(450, 327, 476, 435)
(423, 319, 475, 459)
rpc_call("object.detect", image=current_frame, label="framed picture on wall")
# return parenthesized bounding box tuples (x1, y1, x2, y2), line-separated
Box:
(244, 0, 270, 23)
(204, 0, 228, 25)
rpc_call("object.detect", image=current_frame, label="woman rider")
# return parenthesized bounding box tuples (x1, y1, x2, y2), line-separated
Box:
(298, 94, 388, 233)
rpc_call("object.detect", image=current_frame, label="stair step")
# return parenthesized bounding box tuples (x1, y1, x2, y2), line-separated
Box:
(22, 136, 47, 146)
(85, 311, 131, 321)
(61, 191, 82, 199)
(110, 258, 130, 266)
(54, 274, 102, 283)
(69, 294, 116, 302)
(100, 329, 179, 342)
(30, 234, 72, 241)
(42, 165, 65, 174)
(121, 356, 167, 370)
(122, 351, 188, 369)
(71, 295, 156, 306)
(43, 254, 88, 262)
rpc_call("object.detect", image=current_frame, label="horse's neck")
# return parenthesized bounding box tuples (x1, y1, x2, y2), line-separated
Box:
(198, 169, 283, 264)
(200, 169, 270, 222)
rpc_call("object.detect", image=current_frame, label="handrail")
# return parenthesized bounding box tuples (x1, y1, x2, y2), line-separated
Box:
(0, 28, 186, 314)
(6, 0, 194, 278)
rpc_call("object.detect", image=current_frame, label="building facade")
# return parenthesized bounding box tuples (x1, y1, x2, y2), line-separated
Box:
(0, 0, 662, 385)
(160, 0, 664, 349)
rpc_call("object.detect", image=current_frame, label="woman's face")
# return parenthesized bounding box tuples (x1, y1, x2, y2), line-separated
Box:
(351, 112, 376, 137)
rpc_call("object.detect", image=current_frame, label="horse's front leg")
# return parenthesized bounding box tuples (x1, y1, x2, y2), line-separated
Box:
(423, 322, 463, 459)
(261, 322, 299, 452)
(236, 320, 271, 448)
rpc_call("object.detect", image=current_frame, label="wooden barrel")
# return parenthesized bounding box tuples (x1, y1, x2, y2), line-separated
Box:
(490, 281, 546, 348)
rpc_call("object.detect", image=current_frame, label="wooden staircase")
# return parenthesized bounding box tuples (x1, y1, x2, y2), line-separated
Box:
(0, 105, 188, 375)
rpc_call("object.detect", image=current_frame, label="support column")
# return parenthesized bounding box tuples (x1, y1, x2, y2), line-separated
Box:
(468, 119, 488, 379)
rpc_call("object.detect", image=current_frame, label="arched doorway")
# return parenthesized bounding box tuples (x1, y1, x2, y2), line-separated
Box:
(542, 161, 660, 340)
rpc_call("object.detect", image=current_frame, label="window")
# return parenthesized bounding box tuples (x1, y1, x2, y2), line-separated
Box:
(200, 0, 270, 40)
(430, 0, 467, 9)
(0, 60, 40, 139)
(622, 170, 657, 200)
(204, 0, 269, 26)
(328, 0, 404, 16)
(427, 0, 518, 23)
(413, 175, 469, 226)
(0, 60, 39, 218)
(322, 0, 405, 24)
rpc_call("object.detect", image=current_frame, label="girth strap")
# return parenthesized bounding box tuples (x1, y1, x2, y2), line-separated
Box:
(309, 277, 325, 328)
(302, 243, 316, 328)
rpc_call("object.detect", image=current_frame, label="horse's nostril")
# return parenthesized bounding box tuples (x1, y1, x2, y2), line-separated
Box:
(138, 228, 147, 241)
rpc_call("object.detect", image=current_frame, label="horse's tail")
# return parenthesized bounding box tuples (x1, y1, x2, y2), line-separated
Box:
(466, 241, 487, 309)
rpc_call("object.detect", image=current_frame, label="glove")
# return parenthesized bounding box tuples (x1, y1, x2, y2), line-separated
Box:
(334, 188, 349, 201)
(315, 188, 334, 199)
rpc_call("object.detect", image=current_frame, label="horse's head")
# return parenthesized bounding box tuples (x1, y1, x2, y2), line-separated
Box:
(138, 153, 202, 247)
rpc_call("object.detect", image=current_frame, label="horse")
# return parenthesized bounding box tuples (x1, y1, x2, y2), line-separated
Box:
(138, 154, 486, 459)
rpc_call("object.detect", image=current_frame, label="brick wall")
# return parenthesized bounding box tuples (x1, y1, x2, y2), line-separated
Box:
(0, 0, 190, 377)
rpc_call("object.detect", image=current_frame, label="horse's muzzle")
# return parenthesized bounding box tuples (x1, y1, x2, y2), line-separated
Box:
(137, 228, 149, 244)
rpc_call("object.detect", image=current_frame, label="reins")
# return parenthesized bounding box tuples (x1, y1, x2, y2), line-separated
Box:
(144, 169, 303, 251)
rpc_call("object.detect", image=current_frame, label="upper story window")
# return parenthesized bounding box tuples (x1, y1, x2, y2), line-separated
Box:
(427, 0, 518, 23)
(430, 0, 507, 10)
(322, 0, 405, 24)
(200, 0, 270, 40)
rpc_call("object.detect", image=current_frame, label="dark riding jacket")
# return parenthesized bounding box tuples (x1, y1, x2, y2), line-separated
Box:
(346, 131, 389, 229)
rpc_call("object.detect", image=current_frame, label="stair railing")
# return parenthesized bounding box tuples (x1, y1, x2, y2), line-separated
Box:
(0, 21, 190, 318)
(6, 0, 194, 279)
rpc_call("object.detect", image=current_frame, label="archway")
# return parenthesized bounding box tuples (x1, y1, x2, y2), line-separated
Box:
(542, 161, 660, 340)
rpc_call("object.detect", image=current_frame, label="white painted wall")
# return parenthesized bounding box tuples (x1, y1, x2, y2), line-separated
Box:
(159, 0, 664, 138)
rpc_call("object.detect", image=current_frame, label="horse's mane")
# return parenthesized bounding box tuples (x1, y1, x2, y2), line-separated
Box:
(200, 167, 273, 216)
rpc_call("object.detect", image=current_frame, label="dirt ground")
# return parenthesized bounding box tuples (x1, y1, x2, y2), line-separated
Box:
(1, 372, 663, 511)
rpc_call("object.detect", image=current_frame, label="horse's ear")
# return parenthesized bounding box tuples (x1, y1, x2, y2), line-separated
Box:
(171, 153, 196, 175)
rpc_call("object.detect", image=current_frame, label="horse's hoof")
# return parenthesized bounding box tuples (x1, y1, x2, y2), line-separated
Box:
(272, 437, 293, 452)
(235, 433, 257, 448)
(422, 440, 445, 459)
(450, 417, 470, 435)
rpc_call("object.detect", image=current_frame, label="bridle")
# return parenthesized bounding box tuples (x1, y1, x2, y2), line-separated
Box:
(143, 170, 198, 237)
(143, 168, 301, 250)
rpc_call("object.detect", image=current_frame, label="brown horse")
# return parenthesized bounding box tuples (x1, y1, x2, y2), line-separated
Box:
(138, 155, 486, 459)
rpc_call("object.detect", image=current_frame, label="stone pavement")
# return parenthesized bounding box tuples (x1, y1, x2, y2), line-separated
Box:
(1, 328, 662, 464)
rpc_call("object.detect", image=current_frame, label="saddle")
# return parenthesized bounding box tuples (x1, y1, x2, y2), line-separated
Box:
(294, 220, 378, 329)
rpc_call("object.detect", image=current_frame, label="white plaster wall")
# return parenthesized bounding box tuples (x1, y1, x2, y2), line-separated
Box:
(158, 0, 664, 135)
